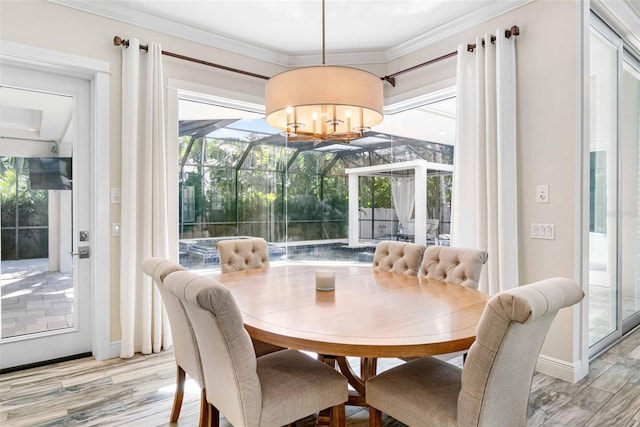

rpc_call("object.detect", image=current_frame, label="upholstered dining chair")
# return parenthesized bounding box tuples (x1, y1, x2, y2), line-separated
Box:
(165, 270, 348, 427)
(216, 238, 284, 356)
(418, 245, 488, 289)
(369, 240, 426, 374)
(141, 257, 207, 426)
(217, 237, 270, 273)
(372, 240, 426, 276)
(366, 277, 584, 427)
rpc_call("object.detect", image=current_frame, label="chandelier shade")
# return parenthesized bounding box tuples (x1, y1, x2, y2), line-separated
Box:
(265, 66, 383, 142)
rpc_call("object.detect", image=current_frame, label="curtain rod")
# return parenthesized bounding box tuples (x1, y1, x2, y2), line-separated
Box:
(112, 36, 270, 80)
(382, 25, 520, 86)
(113, 25, 519, 88)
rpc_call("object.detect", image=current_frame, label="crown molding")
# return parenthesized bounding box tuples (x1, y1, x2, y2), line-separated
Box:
(49, 0, 535, 68)
(385, 0, 533, 60)
(48, 0, 389, 66)
(48, 0, 291, 65)
(287, 50, 388, 67)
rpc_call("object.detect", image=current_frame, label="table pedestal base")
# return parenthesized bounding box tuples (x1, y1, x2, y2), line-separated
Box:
(315, 355, 380, 426)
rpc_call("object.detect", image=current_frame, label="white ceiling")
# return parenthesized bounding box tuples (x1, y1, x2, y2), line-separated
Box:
(0, 87, 73, 157)
(52, 0, 532, 66)
(52, 0, 640, 65)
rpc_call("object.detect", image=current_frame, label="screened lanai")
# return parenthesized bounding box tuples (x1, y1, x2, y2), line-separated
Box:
(177, 98, 455, 268)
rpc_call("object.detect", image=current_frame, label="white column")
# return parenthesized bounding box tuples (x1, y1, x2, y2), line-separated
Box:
(348, 173, 360, 246)
(414, 165, 427, 246)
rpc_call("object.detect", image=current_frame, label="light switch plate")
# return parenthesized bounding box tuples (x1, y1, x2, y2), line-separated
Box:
(531, 223, 555, 240)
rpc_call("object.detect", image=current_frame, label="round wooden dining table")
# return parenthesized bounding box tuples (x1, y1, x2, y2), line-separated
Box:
(215, 263, 489, 406)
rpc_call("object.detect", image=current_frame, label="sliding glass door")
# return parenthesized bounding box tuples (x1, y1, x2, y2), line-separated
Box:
(589, 15, 640, 354)
(619, 57, 640, 330)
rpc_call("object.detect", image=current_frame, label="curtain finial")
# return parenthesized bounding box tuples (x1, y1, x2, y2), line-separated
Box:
(113, 36, 130, 48)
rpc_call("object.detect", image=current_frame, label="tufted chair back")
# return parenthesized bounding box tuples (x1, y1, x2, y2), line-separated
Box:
(372, 241, 426, 276)
(142, 258, 201, 384)
(164, 270, 348, 427)
(141, 257, 206, 425)
(218, 238, 270, 273)
(418, 245, 488, 289)
(458, 278, 584, 426)
(365, 277, 584, 427)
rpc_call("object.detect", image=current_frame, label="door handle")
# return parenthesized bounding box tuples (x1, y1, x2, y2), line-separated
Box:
(70, 246, 90, 258)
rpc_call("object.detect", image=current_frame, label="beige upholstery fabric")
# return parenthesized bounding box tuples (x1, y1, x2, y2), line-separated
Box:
(218, 238, 270, 273)
(141, 258, 202, 386)
(372, 241, 426, 276)
(418, 245, 488, 289)
(217, 238, 283, 355)
(164, 270, 348, 427)
(366, 277, 584, 427)
(142, 258, 207, 425)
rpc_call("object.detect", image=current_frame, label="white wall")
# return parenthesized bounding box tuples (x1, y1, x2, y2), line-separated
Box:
(1, 0, 288, 341)
(0, 0, 588, 377)
(382, 0, 587, 377)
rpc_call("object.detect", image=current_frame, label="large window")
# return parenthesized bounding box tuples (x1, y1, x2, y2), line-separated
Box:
(177, 97, 455, 269)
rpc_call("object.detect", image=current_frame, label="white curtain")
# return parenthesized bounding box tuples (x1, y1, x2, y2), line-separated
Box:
(120, 39, 172, 358)
(391, 178, 415, 231)
(451, 30, 518, 295)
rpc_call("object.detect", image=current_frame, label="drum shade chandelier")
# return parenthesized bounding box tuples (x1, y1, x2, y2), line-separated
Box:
(265, 0, 384, 143)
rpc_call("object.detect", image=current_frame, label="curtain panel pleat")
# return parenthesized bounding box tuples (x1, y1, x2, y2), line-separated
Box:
(451, 30, 518, 295)
(120, 39, 172, 358)
(391, 178, 416, 232)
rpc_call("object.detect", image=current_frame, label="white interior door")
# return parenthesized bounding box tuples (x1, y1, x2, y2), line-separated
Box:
(0, 65, 92, 370)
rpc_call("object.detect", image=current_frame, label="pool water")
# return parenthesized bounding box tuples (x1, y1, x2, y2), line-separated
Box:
(180, 237, 375, 269)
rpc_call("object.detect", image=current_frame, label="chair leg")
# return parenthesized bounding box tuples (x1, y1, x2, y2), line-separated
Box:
(198, 388, 209, 427)
(331, 404, 346, 427)
(208, 402, 220, 427)
(368, 407, 382, 427)
(170, 365, 186, 422)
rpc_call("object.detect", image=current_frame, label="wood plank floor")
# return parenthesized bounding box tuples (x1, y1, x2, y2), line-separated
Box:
(1, 327, 638, 427)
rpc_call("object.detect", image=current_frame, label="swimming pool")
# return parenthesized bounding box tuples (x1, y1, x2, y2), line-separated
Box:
(179, 237, 376, 269)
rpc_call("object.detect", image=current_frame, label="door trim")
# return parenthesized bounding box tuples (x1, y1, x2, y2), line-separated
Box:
(0, 41, 111, 361)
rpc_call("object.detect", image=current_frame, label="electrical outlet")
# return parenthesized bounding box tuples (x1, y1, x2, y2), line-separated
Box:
(111, 188, 121, 204)
(536, 184, 549, 203)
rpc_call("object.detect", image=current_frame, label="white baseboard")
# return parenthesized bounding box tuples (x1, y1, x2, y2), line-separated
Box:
(109, 341, 587, 382)
(536, 354, 586, 383)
